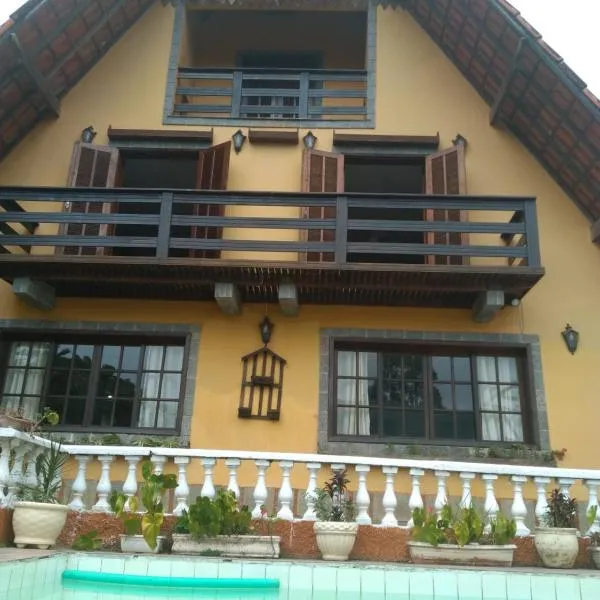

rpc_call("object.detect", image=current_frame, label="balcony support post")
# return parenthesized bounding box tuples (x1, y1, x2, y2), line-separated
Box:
(215, 283, 242, 315)
(472, 290, 505, 323)
(13, 277, 55, 311)
(278, 283, 299, 317)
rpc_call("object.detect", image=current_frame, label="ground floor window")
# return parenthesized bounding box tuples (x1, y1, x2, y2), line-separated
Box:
(333, 343, 529, 444)
(0, 336, 188, 433)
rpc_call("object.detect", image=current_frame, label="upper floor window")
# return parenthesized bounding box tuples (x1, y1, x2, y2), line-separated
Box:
(0, 337, 187, 433)
(332, 344, 529, 444)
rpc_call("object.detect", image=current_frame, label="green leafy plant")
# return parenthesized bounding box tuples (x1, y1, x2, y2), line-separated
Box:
(411, 506, 452, 547)
(312, 469, 356, 522)
(186, 490, 252, 540)
(453, 507, 484, 547)
(542, 489, 577, 528)
(489, 513, 517, 546)
(587, 505, 600, 546)
(109, 460, 177, 550)
(173, 510, 190, 534)
(18, 439, 68, 504)
(72, 530, 102, 551)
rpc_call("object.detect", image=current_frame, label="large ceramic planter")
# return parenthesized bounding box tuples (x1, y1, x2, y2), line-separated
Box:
(589, 546, 600, 569)
(314, 521, 358, 561)
(408, 542, 516, 567)
(120, 535, 166, 554)
(12, 501, 68, 549)
(171, 534, 280, 558)
(534, 527, 579, 568)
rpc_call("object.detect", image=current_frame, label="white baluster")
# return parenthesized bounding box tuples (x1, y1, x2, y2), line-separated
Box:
(511, 475, 530, 536)
(7, 444, 28, 508)
(407, 468, 424, 528)
(277, 461, 294, 521)
(558, 477, 575, 498)
(434, 471, 450, 518)
(123, 455, 142, 511)
(22, 448, 42, 489)
(225, 458, 241, 500)
(302, 462, 321, 521)
(252, 460, 270, 519)
(482, 474, 499, 533)
(355, 465, 371, 525)
(533, 476, 551, 526)
(0, 441, 11, 508)
(92, 455, 114, 512)
(150, 455, 167, 475)
(69, 455, 91, 511)
(381, 466, 398, 527)
(586, 480, 600, 535)
(173, 456, 190, 516)
(459, 472, 475, 508)
(201, 458, 216, 499)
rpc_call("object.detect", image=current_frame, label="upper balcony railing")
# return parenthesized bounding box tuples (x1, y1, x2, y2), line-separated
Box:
(174, 67, 368, 121)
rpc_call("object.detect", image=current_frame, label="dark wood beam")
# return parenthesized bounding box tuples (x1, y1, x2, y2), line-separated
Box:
(490, 37, 526, 127)
(333, 133, 440, 147)
(472, 291, 505, 323)
(9, 33, 60, 117)
(249, 130, 299, 145)
(108, 127, 213, 143)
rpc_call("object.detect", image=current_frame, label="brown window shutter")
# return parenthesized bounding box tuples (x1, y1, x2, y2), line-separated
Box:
(63, 142, 119, 257)
(190, 141, 231, 259)
(301, 149, 344, 262)
(425, 143, 466, 266)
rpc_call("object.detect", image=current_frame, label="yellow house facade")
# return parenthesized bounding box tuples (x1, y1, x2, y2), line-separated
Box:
(0, 0, 599, 513)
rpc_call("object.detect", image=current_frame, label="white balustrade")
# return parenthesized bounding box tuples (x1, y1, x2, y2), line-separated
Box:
(225, 458, 241, 499)
(7, 443, 28, 508)
(252, 460, 270, 519)
(150, 455, 167, 475)
(277, 461, 294, 521)
(381, 466, 398, 527)
(69, 455, 91, 511)
(201, 458, 216, 499)
(0, 440, 10, 508)
(459, 472, 475, 509)
(407, 468, 424, 527)
(434, 470, 449, 518)
(92, 455, 114, 512)
(534, 476, 551, 525)
(482, 474, 499, 533)
(302, 462, 321, 521)
(173, 456, 190, 516)
(22, 447, 42, 490)
(123, 455, 142, 511)
(355, 465, 371, 525)
(558, 477, 575, 498)
(511, 475, 530, 536)
(586, 480, 600, 535)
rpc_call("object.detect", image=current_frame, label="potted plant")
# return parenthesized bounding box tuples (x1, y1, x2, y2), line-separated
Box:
(172, 490, 280, 558)
(586, 506, 600, 569)
(311, 469, 357, 561)
(534, 488, 579, 568)
(110, 460, 177, 553)
(12, 438, 69, 549)
(408, 505, 517, 567)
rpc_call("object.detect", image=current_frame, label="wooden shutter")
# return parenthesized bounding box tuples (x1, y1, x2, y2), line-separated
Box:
(425, 143, 466, 266)
(301, 149, 344, 262)
(190, 141, 231, 259)
(63, 142, 119, 256)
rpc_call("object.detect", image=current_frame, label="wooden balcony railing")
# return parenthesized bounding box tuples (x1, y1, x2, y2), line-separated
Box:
(174, 67, 368, 122)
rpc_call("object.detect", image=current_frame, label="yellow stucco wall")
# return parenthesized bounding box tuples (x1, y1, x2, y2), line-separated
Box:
(0, 4, 599, 497)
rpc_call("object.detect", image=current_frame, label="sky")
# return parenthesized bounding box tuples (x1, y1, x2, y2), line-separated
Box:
(0, 0, 598, 95)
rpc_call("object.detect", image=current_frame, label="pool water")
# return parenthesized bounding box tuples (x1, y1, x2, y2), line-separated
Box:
(1, 554, 599, 600)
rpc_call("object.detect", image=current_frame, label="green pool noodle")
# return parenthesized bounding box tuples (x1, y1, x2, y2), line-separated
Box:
(62, 570, 280, 589)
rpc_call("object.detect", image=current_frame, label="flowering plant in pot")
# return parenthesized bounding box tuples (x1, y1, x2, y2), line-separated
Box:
(110, 460, 177, 553)
(310, 469, 357, 561)
(534, 488, 579, 568)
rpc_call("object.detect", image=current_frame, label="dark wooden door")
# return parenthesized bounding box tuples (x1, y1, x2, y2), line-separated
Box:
(301, 149, 344, 262)
(63, 142, 119, 256)
(425, 143, 467, 265)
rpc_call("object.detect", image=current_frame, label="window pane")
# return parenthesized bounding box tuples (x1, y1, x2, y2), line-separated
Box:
(121, 346, 141, 371)
(503, 414, 524, 442)
(64, 397, 86, 425)
(404, 355, 424, 381)
(29, 343, 50, 368)
(9, 343, 31, 367)
(161, 374, 181, 400)
(358, 379, 377, 407)
(117, 373, 137, 399)
(357, 408, 374, 436)
(337, 351, 356, 376)
(69, 371, 90, 396)
(498, 357, 518, 383)
(48, 370, 69, 397)
(434, 412, 454, 439)
(455, 384, 474, 411)
(141, 373, 161, 399)
(358, 352, 377, 378)
(101, 346, 120, 370)
(457, 412, 476, 440)
(433, 383, 452, 410)
(93, 398, 113, 427)
(52, 344, 73, 368)
(23, 369, 45, 396)
(453, 357, 471, 382)
(164, 347, 184, 371)
(114, 400, 134, 428)
(383, 381, 402, 406)
(481, 413, 501, 441)
(157, 402, 178, 429)
(2, 368, 25, 395)
(73, 345, 94, 367)
(337, 379, 356, 406)
(143, 346, 164, 371)
(404, 382, 424, 409)
(431, 356, 451, 381)
(478, 384, 499, 410)
(476, 356, 497, 382)
(405, 411, 425, 437)
(336, 407, 355, 435)
(138, 401, 157, 428)
(382, 354, 403, 380)
(499, 386, 521, 412)
(97, 371, 117, 398)
(383, 410, 403, 437)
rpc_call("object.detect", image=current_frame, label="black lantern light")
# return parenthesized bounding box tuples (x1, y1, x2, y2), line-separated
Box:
(561, 323, 579, 355)
(80, 126, 97, 144)
(232, 129, 247, 154)
(303, 131, 317, 150)
(259, 316, 274, 346)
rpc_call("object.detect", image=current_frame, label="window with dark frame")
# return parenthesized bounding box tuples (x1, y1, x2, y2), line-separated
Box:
(332, 343, 529, 444)
(0, 336, 187, 433)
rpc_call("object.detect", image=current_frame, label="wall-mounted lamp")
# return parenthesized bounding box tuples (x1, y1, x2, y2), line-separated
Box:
(561, 323, 579, 355)
(259, 316, 274, 346)
(303, 131, 317, 150)
(232, 129, 247, 154)
(80, 126, 97, 144)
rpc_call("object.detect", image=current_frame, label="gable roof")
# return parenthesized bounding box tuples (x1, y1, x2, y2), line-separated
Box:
(0, 0, 598, 225)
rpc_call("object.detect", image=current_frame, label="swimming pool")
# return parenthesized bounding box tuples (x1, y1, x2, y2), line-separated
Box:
(0, 553, 599, 600)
